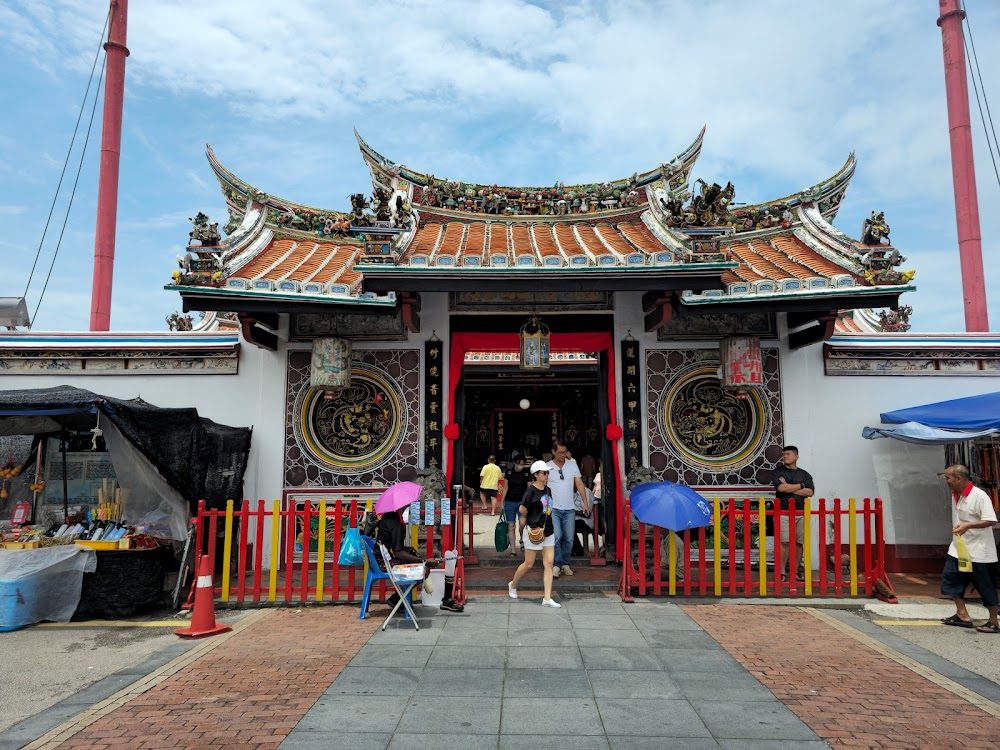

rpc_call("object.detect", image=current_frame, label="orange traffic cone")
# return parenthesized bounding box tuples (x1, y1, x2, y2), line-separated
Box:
(175, 556, 232, 639)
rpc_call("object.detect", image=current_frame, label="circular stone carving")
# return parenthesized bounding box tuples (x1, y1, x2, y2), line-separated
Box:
(294, 363, 406, 474)
(658, 365, 768, 471)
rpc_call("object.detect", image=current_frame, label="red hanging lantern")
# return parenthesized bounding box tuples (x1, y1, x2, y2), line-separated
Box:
(605, 424, 623, 441)
(444, 423, 461, 440)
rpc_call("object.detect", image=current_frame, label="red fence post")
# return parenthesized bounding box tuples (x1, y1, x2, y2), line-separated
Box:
(299, 500, 311, 602)
(652, 526, 663, 596)
(698, 526, 707, 596)
(727, 500, 736, 595)
(638, 520, 647, 596)
(789, 502, 798, 596)
(331, 500, 342, 603)
(347, 499, 358, 602)
(818, 498, 828, 596)
(236, 500, 249, 603)
(833, 498, 843, 595)
(466, 497, 479, 565)
(742, 500, 752, 597)
(252, 500, 264, 602)
(682, 530, 691, 596)
(773, 500, 783, 595)
(283, 499, 295, 602)
(863, 498, 874, 595)
(619, 497, 634, 602)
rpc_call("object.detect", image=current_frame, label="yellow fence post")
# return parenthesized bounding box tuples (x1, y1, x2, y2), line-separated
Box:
(316, 500, 327, 601)
(803, 498, 812, 596)
(713, 498, 722, 596)
(668, 532, 677, 596)
(268, 499, 280, 602)
(758, 498, 767, 596)
(220, 500, 234, 602)
(848, 498, 858, 596)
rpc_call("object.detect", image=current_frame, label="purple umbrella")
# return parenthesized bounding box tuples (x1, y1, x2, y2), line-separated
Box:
(374, 481, 423, 514)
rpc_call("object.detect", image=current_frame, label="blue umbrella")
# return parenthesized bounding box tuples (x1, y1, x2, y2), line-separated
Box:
(629, 481, 713, 531)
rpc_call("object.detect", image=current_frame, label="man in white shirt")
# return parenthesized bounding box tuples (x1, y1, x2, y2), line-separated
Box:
(939, 464, 999, 634)
(546, 440, 589, 577)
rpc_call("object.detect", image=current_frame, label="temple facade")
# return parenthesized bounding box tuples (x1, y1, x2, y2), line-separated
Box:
(3, 129, 999, 571)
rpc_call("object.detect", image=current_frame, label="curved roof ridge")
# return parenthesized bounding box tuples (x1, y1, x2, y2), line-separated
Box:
(354, 127, 706, 193)
(730, 152, 856, 224)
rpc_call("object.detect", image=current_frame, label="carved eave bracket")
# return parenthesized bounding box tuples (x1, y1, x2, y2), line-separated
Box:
(787, 310, 839, 350)
(642, 291, 676, 332)
(238, 312, 280, 351)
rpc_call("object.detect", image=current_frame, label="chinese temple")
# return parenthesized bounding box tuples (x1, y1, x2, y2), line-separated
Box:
(5, 125, 1000, 572)
(162, 127, 927, 557)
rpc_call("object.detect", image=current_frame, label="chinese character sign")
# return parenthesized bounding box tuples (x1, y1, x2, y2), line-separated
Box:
(720, 336, 763, 388)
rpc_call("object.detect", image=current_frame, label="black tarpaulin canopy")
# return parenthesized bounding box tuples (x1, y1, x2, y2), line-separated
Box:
(0, 385, 251, 516)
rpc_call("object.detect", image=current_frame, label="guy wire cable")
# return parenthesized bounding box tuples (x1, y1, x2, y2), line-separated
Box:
(32, 35, 108, 325)
(961, 0, 1000, 196)
(23, 9, 111, 305)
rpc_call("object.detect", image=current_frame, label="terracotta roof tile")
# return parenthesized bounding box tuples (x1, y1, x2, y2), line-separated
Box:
(462, 222, 486, 263)
(437, 222, 466, 262)
(237, 238, 297, 278)
(511, 224, 533, 261)
(771, 235, 853, 278)
(574, 225, 614, 261)
(311, 247, 357, 285)
(593, 223, 636, 257)
(553, 223, 587, 260)
(618, 221, 663, 254)
(487, 223, 509, 261)
(403, 222, 442, 262)
(726, 242, 779, 280)
(531, 225, 562, 262)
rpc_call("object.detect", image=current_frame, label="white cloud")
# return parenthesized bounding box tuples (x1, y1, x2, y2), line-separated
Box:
(3, 0, 1000, 332)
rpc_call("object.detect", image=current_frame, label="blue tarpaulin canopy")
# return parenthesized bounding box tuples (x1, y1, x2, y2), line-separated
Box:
(863, 391, 1000, 444)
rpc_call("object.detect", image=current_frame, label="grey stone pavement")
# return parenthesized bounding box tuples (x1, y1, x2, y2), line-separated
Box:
(277, 595, 830, 750)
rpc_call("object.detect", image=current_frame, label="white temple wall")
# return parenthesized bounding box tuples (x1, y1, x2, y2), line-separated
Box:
(779, 330, 1000, 554)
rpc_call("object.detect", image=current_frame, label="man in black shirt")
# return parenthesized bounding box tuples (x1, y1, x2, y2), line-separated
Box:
(771, 445, 815, 582)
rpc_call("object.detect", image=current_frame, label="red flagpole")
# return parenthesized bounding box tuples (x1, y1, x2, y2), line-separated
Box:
(89, 0, 129, 331)
(937, 0, 989, 332)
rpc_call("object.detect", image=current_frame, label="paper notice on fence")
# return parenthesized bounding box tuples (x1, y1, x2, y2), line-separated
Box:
(425, 499, 435, 526)
(440, 498, 451, 526)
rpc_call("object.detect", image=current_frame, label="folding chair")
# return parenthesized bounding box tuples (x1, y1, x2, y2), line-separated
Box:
(378, 542, 421, 631)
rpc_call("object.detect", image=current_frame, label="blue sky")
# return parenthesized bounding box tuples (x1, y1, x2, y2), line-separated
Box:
(2, 0, 999, 333)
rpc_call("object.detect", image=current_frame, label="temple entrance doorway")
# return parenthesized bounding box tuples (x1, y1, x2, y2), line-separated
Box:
(456, 362, 607, 583)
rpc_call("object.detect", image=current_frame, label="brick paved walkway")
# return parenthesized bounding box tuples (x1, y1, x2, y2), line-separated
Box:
(48, 608, 378, 750)
(683, 604, 1000, 750)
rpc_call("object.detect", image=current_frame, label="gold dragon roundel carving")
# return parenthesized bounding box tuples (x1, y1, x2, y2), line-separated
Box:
(659, 365, 768, 471)
(296, 363, 406, 473)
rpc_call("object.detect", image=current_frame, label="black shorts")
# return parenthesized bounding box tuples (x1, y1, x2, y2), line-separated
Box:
(481, 488, 498, 499)
(941, 555, 1000, 608)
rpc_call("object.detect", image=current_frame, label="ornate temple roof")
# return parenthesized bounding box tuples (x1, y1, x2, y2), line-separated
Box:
(166, 133, 913, 318)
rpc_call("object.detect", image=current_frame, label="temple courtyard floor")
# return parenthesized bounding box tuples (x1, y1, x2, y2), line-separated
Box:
(2, 593, 1000, 750)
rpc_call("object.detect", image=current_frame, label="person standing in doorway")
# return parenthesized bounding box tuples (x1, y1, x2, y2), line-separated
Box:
(501, 452, 531, 556)
(480, 455, 502, 515)
(547, 440, 589, 577)
(772, 445, 814, 582)
(508, 460, 560, 607)
(939, 464, 999, 633)
(580, 449, 596, 490)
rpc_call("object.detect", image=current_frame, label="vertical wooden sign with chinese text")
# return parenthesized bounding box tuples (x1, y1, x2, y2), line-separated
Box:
(620, 340, 643, 471)
(424, 340, 443, 469)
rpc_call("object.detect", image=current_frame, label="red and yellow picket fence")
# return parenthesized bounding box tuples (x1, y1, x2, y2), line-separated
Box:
(187, 497, 464, 607)
(619, 497, 896, 602)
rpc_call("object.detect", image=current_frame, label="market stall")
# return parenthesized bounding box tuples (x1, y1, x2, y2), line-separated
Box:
(0, 386, 251, 627)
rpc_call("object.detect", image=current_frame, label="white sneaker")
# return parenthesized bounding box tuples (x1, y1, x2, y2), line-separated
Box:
(508, 581, 518, 600)
(542, 598, 562, 608)
(552, 566, 561, 578)
(561, 564, 573, 576)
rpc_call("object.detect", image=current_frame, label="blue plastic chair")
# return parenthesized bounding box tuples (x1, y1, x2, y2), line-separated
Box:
(359, 535, 391, 620)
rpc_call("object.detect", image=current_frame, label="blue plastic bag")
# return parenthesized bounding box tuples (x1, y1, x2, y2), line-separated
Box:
(338, 527, 365, 567)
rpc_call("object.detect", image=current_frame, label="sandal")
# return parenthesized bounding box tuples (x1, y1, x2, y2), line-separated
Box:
(976, 621, 1000, 634)
(942, 614, 974, 628)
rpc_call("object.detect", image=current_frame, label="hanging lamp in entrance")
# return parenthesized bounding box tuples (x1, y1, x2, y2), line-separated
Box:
(519, 315, 550, 370)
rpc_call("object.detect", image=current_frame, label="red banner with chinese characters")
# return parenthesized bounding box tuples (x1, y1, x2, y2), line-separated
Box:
(720, 336, 763, 389)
